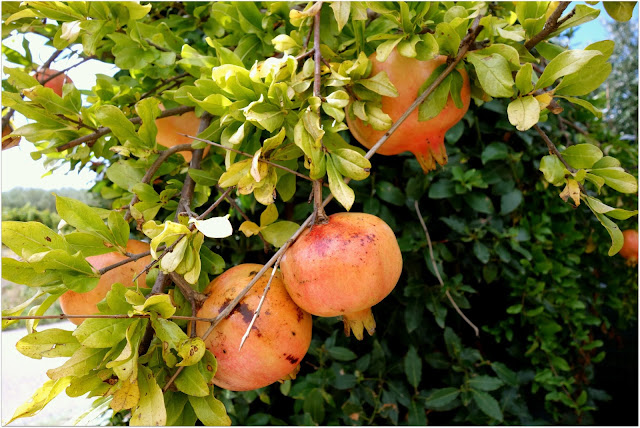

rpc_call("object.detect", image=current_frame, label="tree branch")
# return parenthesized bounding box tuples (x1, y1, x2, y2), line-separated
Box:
(56, 105, 195, 152)
(312, 8, 329, 224)
(145, 39, 182, 60)
(98, 250, 154, 275)
(169, 272, 208, 338)
(414, 201, 479, 337)
(524, 2, 571, 51)
(196, 187, 235, 220)
(559, 117, 589, 136)
(2, 313, 220, 322)
(533, 123, 576, 173)
(176, 113, 212, 215)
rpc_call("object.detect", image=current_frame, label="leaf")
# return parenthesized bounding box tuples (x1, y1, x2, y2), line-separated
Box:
(133, 294, 177, 319)
(46, 346, 108, 380)
(481, 143, 509, 164)
(260, 203, 279, 227)
(1, 221, 68, 258)
(404, 346, 422, 389)
(466, 53, 515, 97)
(589, 167, 638, 193)
(303, 388, 325, 424)
(330, 1, 351, 32)
(111, 378, 140, 412)
(239, 221, 263, 237)
(501, 190, 524, 215)
(560, 144, 603, 169)
(327, 346, 358, 361)
(474, 241, 490, 264)
(55, 195, 115, 244)
(559, 179, 581, 206)
(468, 375, 504, 391)
(73, 318, 135, 348)
(8, 377, 73, 424)
(189, 394, 231, 426)
(375, 36, 403, 62)
(590, 207, 625, 256)
(176, 337, 206, 367)
(539, 155, 566, 186)
(243, 97, 284, 133)
(16, 328, 80, 359)
(189, 215, 233, 238)
(471, 389, 503, 421)
(556, 95, 602, 118)
(535, 49, 602, 89)
(218, 159, 251, 188)
(425, 387, 460, 409)
(465, 193, 494, 214)
(603, 1, 637, 21)
(330, 150, 371, 181)
(175, 364, 209, 397)
(515, 63, 534, 94)
(358, 71, 399, 97)
(584, 196, 638, 220)
(507, 96, 540, 131)
(130, 365, 166, 426)
(326, 156, 355, 211)
(261, 221, 300, 248)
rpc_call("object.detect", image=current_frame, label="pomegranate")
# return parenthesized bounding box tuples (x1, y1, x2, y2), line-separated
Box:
(34, 69, 73, 97)
(155, 105, 207, 163)
(195, 264, 312, 391)
(346, 51, 471, 173)
(59, 240, 150, 325)
(280, 213, 402, 340)
(619, 229, 638, 264)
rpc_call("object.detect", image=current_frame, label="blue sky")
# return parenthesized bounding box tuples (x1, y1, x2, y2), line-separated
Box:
(570, 2, 638, 49)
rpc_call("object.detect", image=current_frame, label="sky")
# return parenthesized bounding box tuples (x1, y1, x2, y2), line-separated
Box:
(0, 2, 638, 192)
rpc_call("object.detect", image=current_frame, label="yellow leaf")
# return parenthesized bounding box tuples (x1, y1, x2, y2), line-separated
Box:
(8, 377, 72, 424)
(111, 378, 140, 412)
(559, 179, 581, 206)
(239, 221, 263, 237)
(535, 92, 553, 111)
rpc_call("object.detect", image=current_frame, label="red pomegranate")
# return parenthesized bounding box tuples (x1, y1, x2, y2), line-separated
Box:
(34, 69, 73, 97)
(346, 51, 471, 173)
(280, 213, 403, 340)
(59, 240, 151, 325)
(195, 264, 312, 391)
(619, 229, 638, 264)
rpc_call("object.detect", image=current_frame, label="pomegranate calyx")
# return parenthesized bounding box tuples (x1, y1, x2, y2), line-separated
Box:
(343, 308, 376, 340)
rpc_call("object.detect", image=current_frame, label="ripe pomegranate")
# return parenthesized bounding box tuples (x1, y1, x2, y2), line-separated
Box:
(619, 229, 638, 264)
(59, 240, 150, 325)
(195, 264, 312, 391)
(346, 51, 471, 173)
(155, 105, 207, 163)
(280, 213, 403, 340)
(34, 69, 73, 97)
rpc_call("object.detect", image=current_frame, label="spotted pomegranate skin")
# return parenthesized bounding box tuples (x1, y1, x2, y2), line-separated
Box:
(346, 51, 470, 173)
(280, 213, 402, 339)
(195, 264, 312, 391)
(620, 230, 638, 264)
(59, 240, 150, 325)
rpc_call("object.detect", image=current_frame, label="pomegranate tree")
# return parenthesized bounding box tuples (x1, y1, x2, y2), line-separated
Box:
(59, 240, 150, 325)
(346, 50, 470, 173)
(34, 69, 73, 97)
(280, 213, 402, 340)
(195, 264, 312, 391)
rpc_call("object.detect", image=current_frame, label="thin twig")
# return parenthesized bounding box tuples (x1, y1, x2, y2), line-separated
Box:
(38, 49, 63, 72)
(196, 187, 235, 220)
(533, 124, 576, 173)
(133, 232, 187, 282)
(98, 250, 153, 275)
(559, 117, 589, 136)
(524, 2, 571, 51)
(178, 134, 314, 182)
(145, 39, 183, 60)
(56, 105, 195, 152)
(176, 113, 211, 215)
(56, 114, 98, 132)
(312, 7, 329, 224)
(302, 20, 315, 51)
(238, 254, 283, 350)
(2, 314, 220, 322)
(38, 55, 97, 86)
(414, 201, 479, 337)
(138, 71, 190, 102)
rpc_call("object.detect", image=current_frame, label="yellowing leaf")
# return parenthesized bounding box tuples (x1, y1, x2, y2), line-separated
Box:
(260, 203, 279, 227)
(8, 377, 72, 424)
(559, 179, 581, 206)
(130, 365, 166, 426)
(239, 221, 263, 237)
(189, 215, 233, 239)
(111, 378, 140, 412)
(176, 337, 206, 367)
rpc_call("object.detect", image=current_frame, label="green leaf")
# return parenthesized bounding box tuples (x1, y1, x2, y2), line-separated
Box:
(358, 71, 399, 97)
(474, 241, 490, 264)
(589, 167, 638, 193)
(471, 389, 503, 421)
(175, 364, 209, 397)
(1, 221, 68, 258)
(329, 150, 372, 181)
(1, 259, 60, 289)
(106, 160, 147, 192)
(46, 346, 108, 380)
(327, 346, 358, 361)
(376, 181, 405, 206)
(188, 394, 231, 426)
(133, 294, 177, 319)
(491, 362, 519, 387)
(539, 155, 566, 186)
(507, 96, 540, 131)
(561, 144, 603, 169)
(535, 49, 602, 89)
(326, 155, 355, 211)
(501, 190, 524, 215)
(330, 1, 351, 32)
(404, 346, 422, 388)
(584, 196, 638, 220)
(603, 1, 637, 21)
(419, 68, 452, 121)
(16, 328, 80, 359)
(481, 143, 509, 164)
(375, 36, 403, 62)
(435, 22, 461, 56)
(73, 318, 135, 348)
(96, 105, 146, 147)
(468, 375, 504, 392)
(467, 53, 515, 97)
(130, 365, 166, 426)
(55, 195, 116, 244)
(425, 387, 460, 409)
(465, 193, 494, 214)
(555, 42, 613, 96)
(303, 388, 325, 424)
(555, 95, 603, 118)
(515, 63, 534, 94)
(218, 159, 251, 188)
(8, 377, 73, 424)
(261, 221, 300, 248)
(243, 97, 284, 133)
(588, 205, 624, 256)
(592, 156, 621, 169)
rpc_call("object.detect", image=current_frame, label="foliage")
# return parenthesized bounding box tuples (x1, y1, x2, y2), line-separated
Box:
(0, 1, 638, 426)
(2, 203, 61, 230)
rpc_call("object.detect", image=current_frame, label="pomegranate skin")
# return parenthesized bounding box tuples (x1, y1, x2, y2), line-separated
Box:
(346, 51, 470, 173)
(34, 69, 73, 97)
(280, 213, 402, 338)
(155, 107, 207, 163)
(195, 264, 312, 391)
(620, 230, 638, 264)
(59, 240, 150, 325)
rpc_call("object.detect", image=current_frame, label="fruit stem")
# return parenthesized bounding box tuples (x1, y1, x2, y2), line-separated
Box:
(313, 179, 329, 224)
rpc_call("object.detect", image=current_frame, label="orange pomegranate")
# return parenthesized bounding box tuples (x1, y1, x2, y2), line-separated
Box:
(280, 213, 403, 340)
(619, 229, 638, 264)
(195, 264, 312, 391)
(34, 69, 73, 97)
(155, 105, 207, 163)
(59, 240, 150, 325)
(346, 51, 471, 173)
